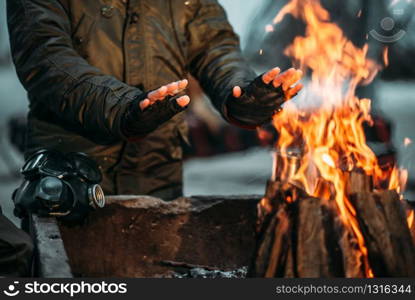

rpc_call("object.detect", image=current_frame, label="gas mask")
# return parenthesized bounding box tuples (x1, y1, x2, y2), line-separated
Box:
(13, 150, 105, 223)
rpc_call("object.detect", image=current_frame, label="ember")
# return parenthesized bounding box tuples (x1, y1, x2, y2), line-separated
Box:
(251, 0, 415, 278)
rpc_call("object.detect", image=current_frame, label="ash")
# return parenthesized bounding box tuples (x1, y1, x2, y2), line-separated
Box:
(172, 267, 247, 278)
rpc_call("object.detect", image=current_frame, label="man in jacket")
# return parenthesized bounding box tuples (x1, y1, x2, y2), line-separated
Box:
(7, 0, 302, 200)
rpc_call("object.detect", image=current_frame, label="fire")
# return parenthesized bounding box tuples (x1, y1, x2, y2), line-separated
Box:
(260, 197, 273, 213)
(408, 210, 414, 229)
(322, 153, 335, 168)
(388, 167, 408, 194)
(269, 0, 407, 277)
(383, 47, 389, 67)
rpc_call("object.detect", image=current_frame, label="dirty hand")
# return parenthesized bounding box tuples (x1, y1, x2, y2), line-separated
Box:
(227, 68, 303, 128)
(122, 80, 191, 139)
(139, 79, 190, 110)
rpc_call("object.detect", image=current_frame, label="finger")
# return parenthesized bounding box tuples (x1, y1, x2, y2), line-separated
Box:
(148, 86, 168, 102)
(178, 79, 188, 90)
(148, 86, 167, 101)
(233, 86, 242, 98)
(139, 99, 151, 111)
(285, 83, 303, 100)
(166, 82, 180, 96)
(273, 68, 296, 88)
(262, 67, 281, 84)
(167, 79, 189, 96)
(272, 68, 296, 88)
(282, 70, 303, 91)
(176, 95, 191, 107)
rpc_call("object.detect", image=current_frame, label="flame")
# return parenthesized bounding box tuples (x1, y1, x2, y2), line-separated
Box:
(260, 197, 273, 213)
(322, 153, 336, 168)
(383, 47, 389, 67)
(408, 210, 414, 229)
(270, 0, 406, 278)
(388, 167, 408, 195)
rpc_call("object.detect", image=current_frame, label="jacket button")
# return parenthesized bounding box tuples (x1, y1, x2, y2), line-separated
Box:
(74, 37, 83, 45)
(101, 6, 114, 18)
(130, 12, 139, 24)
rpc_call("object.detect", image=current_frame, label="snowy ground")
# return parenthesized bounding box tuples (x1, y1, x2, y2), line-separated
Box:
(184, 148, 272, 196)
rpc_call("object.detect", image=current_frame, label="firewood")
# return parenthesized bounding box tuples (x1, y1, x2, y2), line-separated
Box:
(410, 211, 415, 244)
(250, 171, 415, 278)
(406, 202, 415, 244)
(249, 180, 298, 277)
(283, 242, 295, 278)
(351, 190, 415, 277)
(250, 210, 278, 277)
(264, 208, 291, 277)
(326, 203, 365, 278)
(345, 170, 373, 194)
(296, 197, 331, 277)
(249, 204, 292, 278)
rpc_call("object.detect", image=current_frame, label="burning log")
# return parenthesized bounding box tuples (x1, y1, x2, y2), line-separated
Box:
(249, 173, 415, 278)
(409, 206, 415, 242)
(251, 181, 293, 277)
(249, 0, 415, 279)
(352, 190, 415, 277)
(349, 172, 415, 277)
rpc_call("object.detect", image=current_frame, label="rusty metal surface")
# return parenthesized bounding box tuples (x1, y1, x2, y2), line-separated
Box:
(59, 195, 260, 277)
(32, 215, 73, 278)
(33, 196, 415, 278)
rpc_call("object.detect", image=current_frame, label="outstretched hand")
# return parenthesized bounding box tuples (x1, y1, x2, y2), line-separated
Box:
(224, 67, 304, 128)
(122, 79, 191, 139)
(139, 79, 190, 111)
(233, 67, 303, 101)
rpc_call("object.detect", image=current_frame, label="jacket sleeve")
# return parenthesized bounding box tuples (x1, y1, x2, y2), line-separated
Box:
(7, 0, 142, 145)
(187, 0, 257, 118)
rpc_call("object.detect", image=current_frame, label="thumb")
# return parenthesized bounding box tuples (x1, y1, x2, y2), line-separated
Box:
(139, 99, 151, 111)
(175, 95, 191, 108)
(233, 86, 242, 98)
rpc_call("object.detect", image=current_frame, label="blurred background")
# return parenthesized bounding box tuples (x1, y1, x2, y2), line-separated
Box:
(1, 0, 415, 225)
